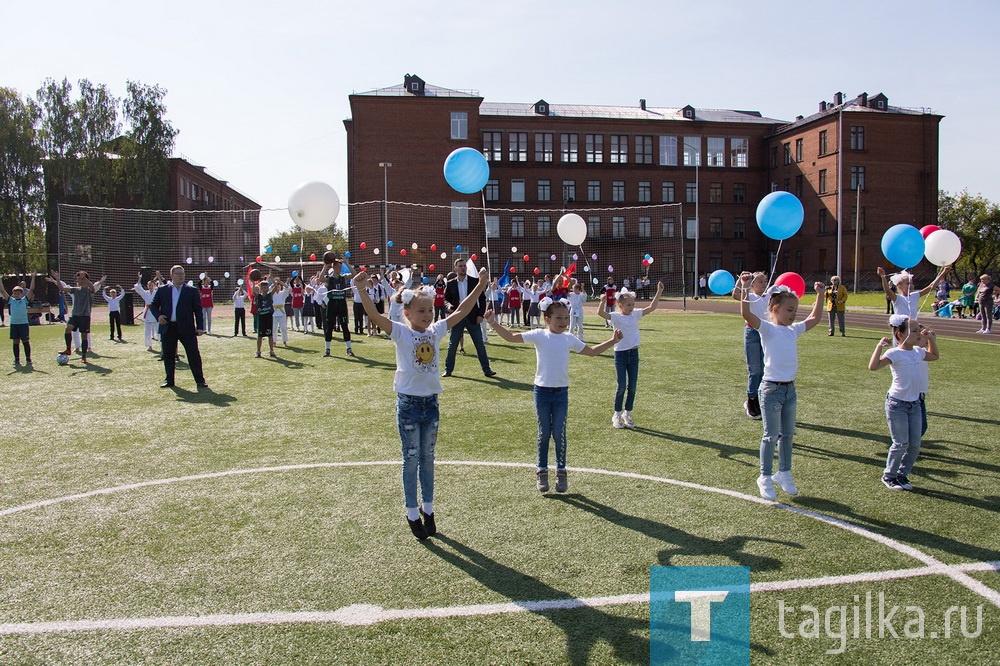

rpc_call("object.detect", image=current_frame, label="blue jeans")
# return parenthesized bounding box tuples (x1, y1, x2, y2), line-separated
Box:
(614, 348, 640, 412)
(885, 396, 922, 478)
(445, 316, 493, 374)
(535, 386, 569, 470)
(396, 393, 439, 509)
(758, 380, 796, 476)
(744, 326, 764, 398)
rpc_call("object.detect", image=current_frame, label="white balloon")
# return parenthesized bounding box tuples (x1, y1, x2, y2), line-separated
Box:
(224, 272, 231, 278)
(924, 229, 961, 267)
(557, 213, 587, 246)
(326, 244, 333, 251)
(647, 257, 654, 265)
(288, 181, 341, 231)
(275, 255, 282, 263)
(411, 242, 418, 250)
(481, 246, 488, 253)
(441, 252, 447, 259)
(374, 248, 380, 255)
(511, 246, 518, 253)
(237, 278, 245, 285)
(208, 256, 215, 263)
(199, 272, 207, 280)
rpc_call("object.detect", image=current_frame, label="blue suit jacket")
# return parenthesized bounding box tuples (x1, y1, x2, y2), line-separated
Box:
(150, 283, 205, 336)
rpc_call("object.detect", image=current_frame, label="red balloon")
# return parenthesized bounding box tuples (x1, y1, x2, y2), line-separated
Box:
(428, 264, 435, 271)
(919, 225, 941, 240)
(523, 254, 530, 261)
(509, 267, 516, 273)
(400, 249, 407, 256)
(471, 253, 478, 261)
(642, 259, 650, 266)
(430, 244, 437, 252)
(774, 271, 806, 298)
(360, 242, 367, 249)
(256, 256, 262, 263)
(534, 267, 540, 275)
(309, 253, 316, 261)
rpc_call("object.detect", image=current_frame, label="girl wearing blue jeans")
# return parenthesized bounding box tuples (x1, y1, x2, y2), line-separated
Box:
(868, 315, 938, 491)
(741, 281, 824, 501)
(353, 267, 488, 541)
(598, 282, 664, 429)
(486, 298, 619, 493)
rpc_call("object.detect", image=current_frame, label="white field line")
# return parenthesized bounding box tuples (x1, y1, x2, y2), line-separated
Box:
(2, 460, 998, 628)
(0, 561, 997, 635)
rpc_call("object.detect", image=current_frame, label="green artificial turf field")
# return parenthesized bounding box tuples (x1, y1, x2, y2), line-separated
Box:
(1, 309, 997, 664)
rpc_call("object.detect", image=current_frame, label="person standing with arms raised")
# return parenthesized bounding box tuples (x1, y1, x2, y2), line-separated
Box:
(314, 254, 355, 357)
(442, 258, 496, 378)
(150, 265, 207, 389)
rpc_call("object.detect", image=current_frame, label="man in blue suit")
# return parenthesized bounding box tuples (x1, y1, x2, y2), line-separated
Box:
(150, 265, 208, 389)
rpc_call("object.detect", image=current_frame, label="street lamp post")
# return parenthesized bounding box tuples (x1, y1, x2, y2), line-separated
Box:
(683, 140, 700, 299)
(379, 162, 392, 259)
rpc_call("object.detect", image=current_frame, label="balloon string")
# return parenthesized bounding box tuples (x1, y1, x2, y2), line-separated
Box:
(579, 245, 595, 297)
(766, 239, 785, 289)
(481, 193, 492, 279)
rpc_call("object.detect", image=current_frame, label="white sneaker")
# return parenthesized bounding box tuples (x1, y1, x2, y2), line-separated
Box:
(622, 411, 635, 429)
(612, 412, 625, 429)
(756, 475, 777, 501)
(772, 470, 799, 496)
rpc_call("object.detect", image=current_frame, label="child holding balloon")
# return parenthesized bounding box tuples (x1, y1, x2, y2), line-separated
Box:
(598, 281, 664, 429)
(740, 279, 825, 501)
(732, 272, 768, 420)
(877, 265, 949, 322)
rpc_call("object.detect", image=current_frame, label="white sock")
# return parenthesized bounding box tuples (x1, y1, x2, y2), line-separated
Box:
(421, 502, 433, 516)
(325, 342, 331, 350)
(406, 507, 419, 521)
(615, 411, 622, 417)
(346, 341, 352, 350)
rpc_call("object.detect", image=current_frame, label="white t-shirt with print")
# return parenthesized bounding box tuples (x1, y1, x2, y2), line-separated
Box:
(521, 328, 585, 387)
(883, 346, 927, 402)
(390, 319, 449, 396)
(757, 319, 806, 382)
(610, 310, 644, 351)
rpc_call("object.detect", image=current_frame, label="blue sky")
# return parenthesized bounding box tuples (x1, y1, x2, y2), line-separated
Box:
(3, 0, 997, 245)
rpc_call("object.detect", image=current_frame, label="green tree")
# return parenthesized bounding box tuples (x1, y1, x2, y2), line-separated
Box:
(938, 189, 1000, 279)
(0, 88, 44, 275)
(73, 79, 120, 205)
(120, 80, 178, 209)
(263, 226, 348, 266)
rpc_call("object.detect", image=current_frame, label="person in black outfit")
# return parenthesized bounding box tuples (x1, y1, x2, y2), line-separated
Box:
(149, 265, 207, 389)
(314, 257, 355, 357)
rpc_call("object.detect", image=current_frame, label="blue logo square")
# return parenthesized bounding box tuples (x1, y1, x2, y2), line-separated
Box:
(651, 566, 750, 665)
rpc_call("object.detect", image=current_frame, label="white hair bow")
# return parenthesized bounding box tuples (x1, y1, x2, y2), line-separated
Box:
(888, 314, 910, 328)
(763, 284, 792, 298)
(618, 288, 635, 298)
(890, 271, 913, 286)
(538, 296, 554, 312)
(400, 286, 435, 305)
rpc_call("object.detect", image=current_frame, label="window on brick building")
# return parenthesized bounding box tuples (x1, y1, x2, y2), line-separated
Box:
(686, 182, 697, 203)
(638, 217, 651, 237)
(535, 133, 553, 162)
(537, 216, 551, 237)
(663, 252, 675, 272)
(451, 112, 467, 140)
(850, 206, 866, 231)
(818, 208, 827, 234)
(511, 179, 525, 202)
(733, 218, 746, 239)
(635, 135, 653, 164)
(662, 217, 676, 238)
(709, 253, 723, 272)
(819, 130, 828, 155)
(509, 132, 527, 162)
(819, 169, 827, 194)
(707, 137, 725, 166)
(686, 219, 697, 240)
(588, 217, 601, 239)
(451, 202, 469, 229)
(770, 146, 778, 169)
(733, 182, 746, 203)
(659, 135, 678, 166)
(851, 166, 866, 190)
(612, 216, 626, 238)
(709, 182, 722, 203)
(710, 218, 723, 238)
(610, 135, 628, 163)
(733, 252, 746, 274)
(783, 143, 791, 165)
(484, 179, 499, 202)
(783, 177, 790, 192)
(483, 132, 501, 161)
(486, 215, 500, 238)
(795, 175, 803, 198)
(561, 180, 576, 202)
(561, 134, 578, 162)
(730, 137, 749, 167)
(612, 180, 625, 202)
(683, 137, 701, 166)
(588, 180, 601, 202)
(537, 179, 551, 202)
(585, 134, 604, 163)
(638, 181, 651, 202)
(662, 181, 675, 202)
(851, 126, 865, 150)
(795, 138, 803, 162)
(511, 216, 524, 237)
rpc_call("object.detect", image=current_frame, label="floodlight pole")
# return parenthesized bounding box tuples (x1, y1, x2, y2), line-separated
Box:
(684, 140, 700, 299)
(379, 162, 392, 262)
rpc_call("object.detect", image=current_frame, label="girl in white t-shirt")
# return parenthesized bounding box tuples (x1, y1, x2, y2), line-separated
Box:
(486, 298, 620, 493)
(740, 281, 825, 501)
(877, 265, 949, 321)
(868, 315, 939, 491)
(352, 267, 488, 541)
(597, 281, 664, 430)
(567, 283, 587, 340)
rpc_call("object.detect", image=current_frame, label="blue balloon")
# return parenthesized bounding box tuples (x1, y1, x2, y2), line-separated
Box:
(387, 241, 394, 248)
(708, 269, 736, 295)
(345, 251, 351, 258)
(265, 246, 272, 253)
(340, 262, 352, 275)
(645, 254, 652, 260)
(292, 270, 298, 277)
(422, 277, 430, 284)
(881, 224, 925, 269)
(755, 192, 804, 240)
(443, 147, 490, 194)
(292, 244, 299, 253)
(456, 245, 463, 252)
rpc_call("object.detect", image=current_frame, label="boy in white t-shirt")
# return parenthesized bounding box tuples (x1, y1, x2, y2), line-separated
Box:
(741, 280, 825, 501)
(352, 267, 488, 541)
(597, 281, 664, 429)
(567, 282, 587, 340)
(486, 298, 620, 493)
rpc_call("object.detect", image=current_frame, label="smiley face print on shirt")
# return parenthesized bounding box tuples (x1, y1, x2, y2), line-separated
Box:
(411, 336, 438, 372)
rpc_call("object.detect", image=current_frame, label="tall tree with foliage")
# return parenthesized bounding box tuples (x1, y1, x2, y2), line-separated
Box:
(35, 78, 81, 200)
(938, 189, 1000, 279)
(0, 88, 44, 275)
(263, 226, 348, 264)
(120, 81, 178, 209)
(73, 79, 120, 206)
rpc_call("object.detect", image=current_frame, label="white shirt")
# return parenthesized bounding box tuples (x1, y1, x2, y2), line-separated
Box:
(610, 310, 644, 351)
(456, 277, 469, 302)
(313, 285, 328, 304)
(390, 319, 449, 396)
(521, 329, 586, 387)
(272, 285, 290, 307)
(883, 346, 928, 402)
(757, 320, 806, 382)
(568, 292, 587, 317)
(233, 291, 246, 308)
(893, 292, 921, 320)
(102, 291, 123, 312)
(746, 293, 770, 325)
(170, 284, 183, 322)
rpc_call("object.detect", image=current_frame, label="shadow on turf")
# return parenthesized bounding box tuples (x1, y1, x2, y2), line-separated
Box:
(168, 385, 237, 406)
(548, 494, 804, 571)
(426, 534, 650, 665)
(928, 411, 1000, 427)
(631, 426, 757, 466)
(793, 496, 1000, 562)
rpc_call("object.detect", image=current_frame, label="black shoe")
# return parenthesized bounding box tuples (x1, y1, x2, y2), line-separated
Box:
(442, 371, 452, 377)
(484, 370, 497, 377)
(323, 349, 331, 357)
(882, 475, 904, 491)
(747, 396, 762, 419)
(419, 509, 436, 537)
(196, 382, 209, 389)
(160, 381, 175, 388)
(407, 517, 429, 540)
(346, 348, 355, 357)
(897, 474, 913, 490)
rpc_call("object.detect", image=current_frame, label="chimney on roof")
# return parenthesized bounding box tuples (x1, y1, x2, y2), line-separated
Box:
(859, 92, 869, 107)
(639, 99, 646, 111)
(796, 115, 804, 121)
(819, 101, 827, 112)
(834, 91, 844, 106)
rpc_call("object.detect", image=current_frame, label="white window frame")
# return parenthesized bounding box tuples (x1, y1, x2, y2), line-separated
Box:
(451, 112, 468, 140)
(450, 202, 469, 229)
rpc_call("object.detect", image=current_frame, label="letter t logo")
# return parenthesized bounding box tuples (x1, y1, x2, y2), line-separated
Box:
(674, 590, 729, 641)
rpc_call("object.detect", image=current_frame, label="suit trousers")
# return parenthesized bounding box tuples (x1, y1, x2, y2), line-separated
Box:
(161, 322, 205, 384)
